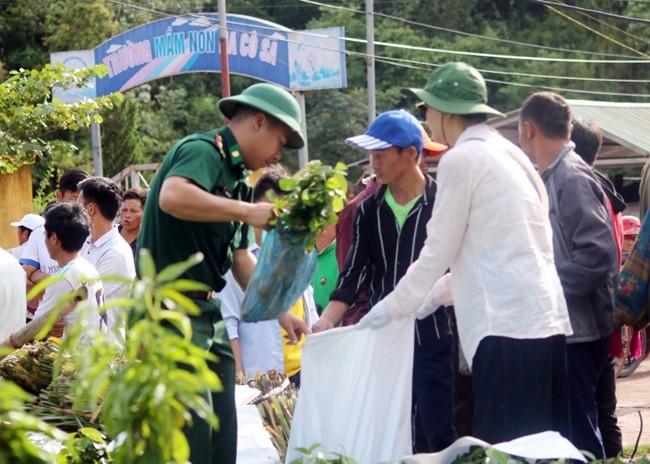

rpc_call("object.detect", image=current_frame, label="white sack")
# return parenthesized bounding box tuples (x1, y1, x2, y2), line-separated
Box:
(286, 319, 414, 464)
(400, 431, 586, 464)
(235, 384, 279, 464)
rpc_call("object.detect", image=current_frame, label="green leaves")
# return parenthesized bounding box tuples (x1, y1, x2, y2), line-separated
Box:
(271, 160, 348, 251)
(0, 379, 72, 464)
(0, 63, 122, 174)
(55, 249, 222, 463)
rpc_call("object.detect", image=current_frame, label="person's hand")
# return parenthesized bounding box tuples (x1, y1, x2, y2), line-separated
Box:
(415, 273, 453, 320)
(312, 314, 337, 333)
(244, 202, 275, 230)
(356, 302, 392, 330)
(279, 312, 311, 344)
(50, 321, 66, 338)
(312, 301, 348, 333)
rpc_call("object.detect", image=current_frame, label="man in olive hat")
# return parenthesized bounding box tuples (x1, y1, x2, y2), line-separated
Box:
(358, 62, 573, 444)
(137, 82, 310, 464)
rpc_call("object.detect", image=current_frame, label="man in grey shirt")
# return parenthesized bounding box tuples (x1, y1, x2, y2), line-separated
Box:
(519, 91, 618, 459)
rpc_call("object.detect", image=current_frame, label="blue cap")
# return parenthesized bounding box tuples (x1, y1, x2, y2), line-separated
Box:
(345, 110, 424, 153)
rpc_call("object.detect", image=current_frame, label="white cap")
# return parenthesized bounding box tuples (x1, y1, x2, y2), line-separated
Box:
(10, 213, 44, 231)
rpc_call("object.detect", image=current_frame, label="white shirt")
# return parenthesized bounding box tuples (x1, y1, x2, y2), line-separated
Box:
(7, 243, 25, 261)
(0, 248, 26, 341)
(220, 246, 319, 377)
(383, 123, 572, 369)
(34, 257, 104, 339)
(19, 226, 59, 274)
(81, 226, 136, 341)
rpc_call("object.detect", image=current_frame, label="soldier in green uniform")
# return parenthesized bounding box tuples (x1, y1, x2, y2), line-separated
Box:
(137, 83, 310, 464)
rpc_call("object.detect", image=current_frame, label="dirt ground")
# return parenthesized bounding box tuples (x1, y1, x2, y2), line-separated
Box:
(617, 357, 650, 452)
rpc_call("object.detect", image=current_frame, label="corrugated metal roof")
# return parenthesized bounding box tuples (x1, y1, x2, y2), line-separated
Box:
(568, 100, 650, 156)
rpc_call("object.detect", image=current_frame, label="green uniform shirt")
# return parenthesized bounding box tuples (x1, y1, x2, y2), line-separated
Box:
(138, 127, 252, 292)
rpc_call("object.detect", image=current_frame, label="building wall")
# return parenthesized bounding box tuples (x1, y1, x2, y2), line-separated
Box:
(0, 166, 33, 250)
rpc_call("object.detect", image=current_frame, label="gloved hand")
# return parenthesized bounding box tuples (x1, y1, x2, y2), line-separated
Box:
(356, 302, 392, 330)
(415, 273, 453, 320)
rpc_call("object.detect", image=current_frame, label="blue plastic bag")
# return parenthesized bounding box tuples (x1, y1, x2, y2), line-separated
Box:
(241, 228, 317, 322)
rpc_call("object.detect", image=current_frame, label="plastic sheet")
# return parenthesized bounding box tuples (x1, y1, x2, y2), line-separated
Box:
(241, 229, 317, 322)
(287, 320, 414, 464)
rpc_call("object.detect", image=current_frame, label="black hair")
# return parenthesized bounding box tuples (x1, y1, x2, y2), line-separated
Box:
(231, 104, 283, 129)
(19, 226, 32, 236)
(59, 168, 90, 193)
(122, 187, 148, 208)
(44, 203, 90, 253)
(459, 113, 488, 124)
(78, 177, 123, 221)
(252, 164, 292, 202)
(43, 200, 58, 214)
(571, 117, 602, 167)
(520, 92, 572, 139)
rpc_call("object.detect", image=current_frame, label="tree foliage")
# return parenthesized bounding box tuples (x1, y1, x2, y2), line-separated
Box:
(61, 250, 221, 463)
(101, 96, 144, 178)
(0, 63, 122, 175)
(44, 0, 117, 52)
(2, 0, 650, 182)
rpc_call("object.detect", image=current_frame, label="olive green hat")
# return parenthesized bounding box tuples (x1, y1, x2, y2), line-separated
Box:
(218, 83, 305, 149)
(406, 62, 505, 117)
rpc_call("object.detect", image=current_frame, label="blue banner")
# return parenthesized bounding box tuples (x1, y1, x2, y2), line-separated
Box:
(95, 14, 292, 96)
(52, 14, 346, 100)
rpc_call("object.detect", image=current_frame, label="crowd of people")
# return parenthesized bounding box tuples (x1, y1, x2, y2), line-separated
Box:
(1, 173, 147, 343)
(0, 60, 646, 463)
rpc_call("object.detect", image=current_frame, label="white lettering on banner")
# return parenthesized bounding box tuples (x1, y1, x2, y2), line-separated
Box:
(259, 37, 278, 66)
(102, 26, 282, 79)
(227, 31, 238, 56)
(226, 30, 279, 67)
(239, 32, 259, 59)
(103, 40, 153, 78)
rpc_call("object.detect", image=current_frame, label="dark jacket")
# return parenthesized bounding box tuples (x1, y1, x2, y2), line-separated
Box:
(594, 170, 626, 215)
(542, 146, 618, 342)
(331, 175, 436, 309)
(334, 177, 379, 325)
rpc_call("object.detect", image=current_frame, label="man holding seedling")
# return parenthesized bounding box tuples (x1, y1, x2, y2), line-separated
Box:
(138, 83, 310, 464)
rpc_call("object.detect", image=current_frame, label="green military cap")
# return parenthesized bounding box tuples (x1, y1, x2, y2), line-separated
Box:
(218, 83, 305, 149)
(405, 62, 505, 118)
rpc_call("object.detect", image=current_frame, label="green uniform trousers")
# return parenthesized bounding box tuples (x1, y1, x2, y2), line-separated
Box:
(184, 299, 237, 464)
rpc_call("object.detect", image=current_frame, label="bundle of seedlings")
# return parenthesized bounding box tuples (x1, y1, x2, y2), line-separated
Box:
(28, 358, 104, 432)
(0, 340, 60, 394)
(242, 370, 299, 460)
(241, 161, 347, 322)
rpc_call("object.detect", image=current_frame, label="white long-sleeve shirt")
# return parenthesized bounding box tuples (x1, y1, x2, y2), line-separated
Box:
(383, 123, 572, 369)
(0, 248, 26, 341)
(220, 245, 319, 377)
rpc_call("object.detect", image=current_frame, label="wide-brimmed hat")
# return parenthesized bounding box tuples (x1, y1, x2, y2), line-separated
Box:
(406, 62, 504, 117)
(346, 110, 424, 153)
(218, 83, 305, 149)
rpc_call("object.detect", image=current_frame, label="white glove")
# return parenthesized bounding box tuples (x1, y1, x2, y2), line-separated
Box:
(356, 302, 392, 330)
(415, 273, 453, 320)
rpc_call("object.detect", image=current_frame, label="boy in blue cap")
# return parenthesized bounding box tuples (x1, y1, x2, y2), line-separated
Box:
(316, 109, 457, 452)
